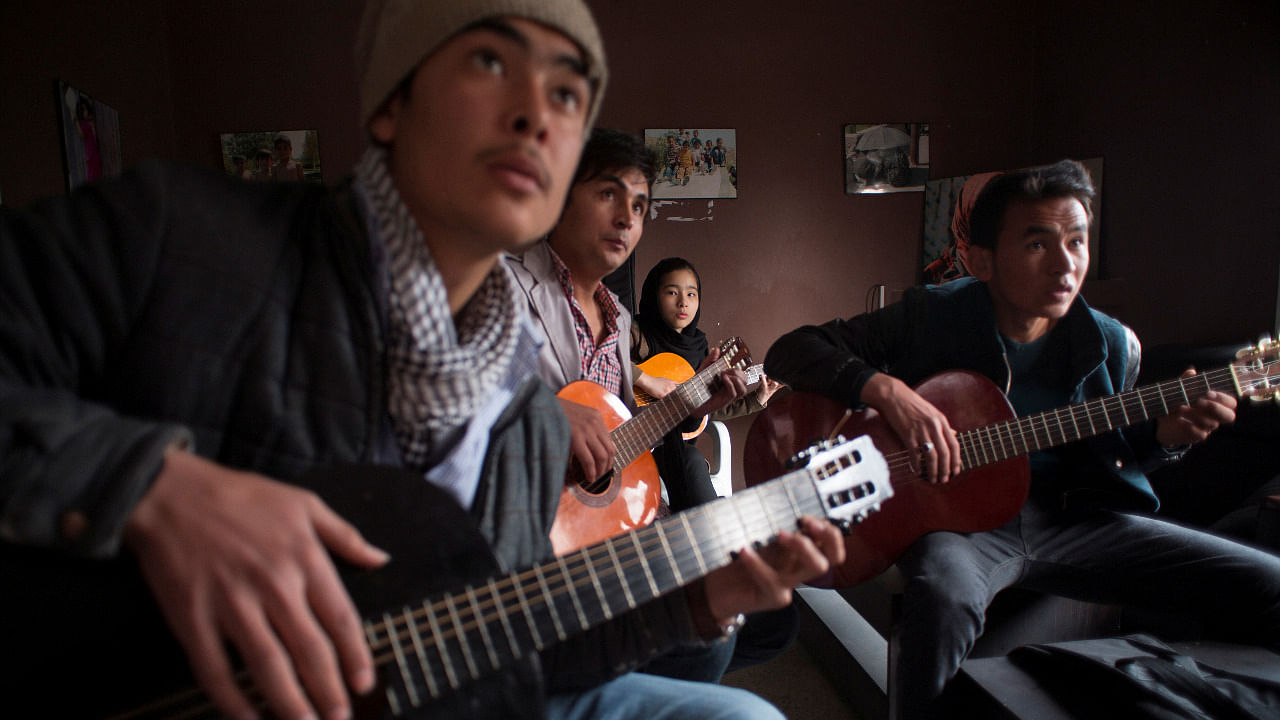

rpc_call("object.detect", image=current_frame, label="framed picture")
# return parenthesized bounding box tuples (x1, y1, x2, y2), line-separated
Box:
(920, 157, 1104, 284)
(56, 81, 122, 193)
(219, 130, 322, 183)
(844, 123, 929, 194)
(644, 129, 737, 199)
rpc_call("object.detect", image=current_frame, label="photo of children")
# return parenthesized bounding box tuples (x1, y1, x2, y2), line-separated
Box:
(844, 123, 929, 194)
(219, 130, 322, 183)
(644, 128, 737, 199)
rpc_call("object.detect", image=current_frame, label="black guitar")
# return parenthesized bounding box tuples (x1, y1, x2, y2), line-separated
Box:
(1, 436, 891, 718)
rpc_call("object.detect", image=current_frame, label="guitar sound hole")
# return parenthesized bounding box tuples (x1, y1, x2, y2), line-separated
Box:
(580, 470, 614, 495)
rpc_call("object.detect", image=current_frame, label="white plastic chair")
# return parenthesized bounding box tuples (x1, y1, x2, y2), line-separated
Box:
(704, 420, 733, 497)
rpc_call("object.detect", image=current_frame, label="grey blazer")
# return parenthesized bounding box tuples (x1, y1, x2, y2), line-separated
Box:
(505, 240, 636, 409)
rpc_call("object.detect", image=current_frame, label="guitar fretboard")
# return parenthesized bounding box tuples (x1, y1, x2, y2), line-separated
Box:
(365, 439, 884, 713)
(956, 365, 1236, 470)
(611, 354, 737, 473)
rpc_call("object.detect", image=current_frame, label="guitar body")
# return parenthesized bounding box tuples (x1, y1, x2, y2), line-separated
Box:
(635, 352, 708, 440)
(744, 370, 1030, 588)
(550, 381, 662, 555)
(0, 466, 542, 719)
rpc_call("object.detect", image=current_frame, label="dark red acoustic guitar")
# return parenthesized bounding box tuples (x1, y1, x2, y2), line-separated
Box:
(744, 337, 1280, 588)
(549, 337, 752, 554)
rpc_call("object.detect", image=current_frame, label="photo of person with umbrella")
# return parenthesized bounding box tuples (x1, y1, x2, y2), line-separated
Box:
(844, 122, 929, 193)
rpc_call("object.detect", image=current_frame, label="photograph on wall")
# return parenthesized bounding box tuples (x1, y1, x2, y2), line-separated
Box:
(920, 157, 1103, 284)
(56, 81, 122, 193)
(644, 128, 737, 199)
(219, 130, 322, 183)
(844, 123, 929, 194)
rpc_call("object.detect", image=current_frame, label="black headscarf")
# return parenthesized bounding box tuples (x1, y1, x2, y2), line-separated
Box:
(634, 257, 709, 368)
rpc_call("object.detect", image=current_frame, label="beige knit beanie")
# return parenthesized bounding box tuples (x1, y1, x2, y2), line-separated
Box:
(355, 0, 607, 130)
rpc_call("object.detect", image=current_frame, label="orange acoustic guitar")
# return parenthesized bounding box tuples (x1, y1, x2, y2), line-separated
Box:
(636, 347, 764, 440)
(550, 337, 753, 555)
(744, 337, 1280, 588)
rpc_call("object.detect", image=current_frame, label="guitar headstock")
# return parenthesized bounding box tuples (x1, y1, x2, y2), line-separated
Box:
(716, 336, 754, 372)
(1234, 335, 1280, 404)
(788, 434, 893, 532)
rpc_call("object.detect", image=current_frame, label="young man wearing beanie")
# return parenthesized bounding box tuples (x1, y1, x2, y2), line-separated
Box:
(0, 2, 841, 719)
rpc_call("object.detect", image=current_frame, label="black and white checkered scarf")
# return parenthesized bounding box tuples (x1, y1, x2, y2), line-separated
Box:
(356, 147, 522, 469)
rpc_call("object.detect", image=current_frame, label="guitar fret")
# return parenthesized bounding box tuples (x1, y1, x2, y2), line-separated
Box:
(629, 531, 661, 599)
(996, 423, 1010, 460)
(1053, 407, 1071, 444)
(1116, 394, 1132, 425)
(579, 546, 611, 619)
(781, 476, 803, 519)
(1135, 386, 1156, 422)
(655, 522, 686, 587)
(1155, 382, 1171, 415)
(1044, 409, 1057, 444)
(384, 610, 422, 707)
(604, 538, 638, 610)
(444, 594, 480, 682)
(1094, 397, 1112, 431)
(487, 578, 523, 662)
(678, 512, 710, 576)
(464, 586, 501, 672)
(532, 564, 569, 642)
(406, 603, 442, 699)
(1029, 415, 1047, 451)
(1081, 399, 1097, 435)
(972, 426, 990, 465)
(754, 485, 779, 537)
(554, 555, 591, 632)
(511, 571, 546, 650)
(1064, 405, 1082, 441)
(425, 601, 460, 690)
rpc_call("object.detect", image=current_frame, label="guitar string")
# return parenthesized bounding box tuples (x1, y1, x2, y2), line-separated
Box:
(370, 357, 1278, 697)
(363, 462, 831, 700)
(366, 345, 752, 691)
(854, 363, 1275, 493)
(127, 388, 774, 719)
(368, 359, 1276, 696)
(103, 357, 1277, 716)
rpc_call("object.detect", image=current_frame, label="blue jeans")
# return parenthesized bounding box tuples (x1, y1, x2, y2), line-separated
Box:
(546, 670, 784, 720)
(894, 497, 1280, 719)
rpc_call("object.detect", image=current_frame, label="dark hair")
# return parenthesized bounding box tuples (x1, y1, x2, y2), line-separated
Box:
(641, 257, 702, 307)
(573, 128, 659, 189)
(635, 257, 707, 365)
(968, 159, 1095, 250)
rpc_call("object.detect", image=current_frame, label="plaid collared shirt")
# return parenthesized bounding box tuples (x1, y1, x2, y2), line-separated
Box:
(548, 247, 622, 396)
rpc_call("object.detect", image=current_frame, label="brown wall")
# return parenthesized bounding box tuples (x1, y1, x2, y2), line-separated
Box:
(0, 0, 176, 206)
(2, 1, 1277, 484)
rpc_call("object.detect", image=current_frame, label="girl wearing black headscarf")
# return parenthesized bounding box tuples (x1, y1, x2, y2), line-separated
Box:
(631, 257, 780, 511)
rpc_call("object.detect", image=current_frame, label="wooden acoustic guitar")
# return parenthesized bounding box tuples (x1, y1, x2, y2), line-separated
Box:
(744, 337, 1280, 588)
(550, 337, 753, 555)
(635, 345, 764, 440)
(2, 437, 892, 718)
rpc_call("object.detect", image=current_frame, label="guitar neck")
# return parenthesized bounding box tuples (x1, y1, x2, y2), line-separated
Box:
(366, 439, 883, 710)
(957, 363, 1239, 469)
(610, 355, 733, 470)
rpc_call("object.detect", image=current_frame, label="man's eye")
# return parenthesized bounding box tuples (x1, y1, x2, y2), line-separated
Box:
(472, 49, 503, 74)
(554, 85, 584, 113)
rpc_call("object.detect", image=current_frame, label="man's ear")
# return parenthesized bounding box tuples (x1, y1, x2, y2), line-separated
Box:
(969, 245, 994, 281)
(368, 93, 402, 145)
